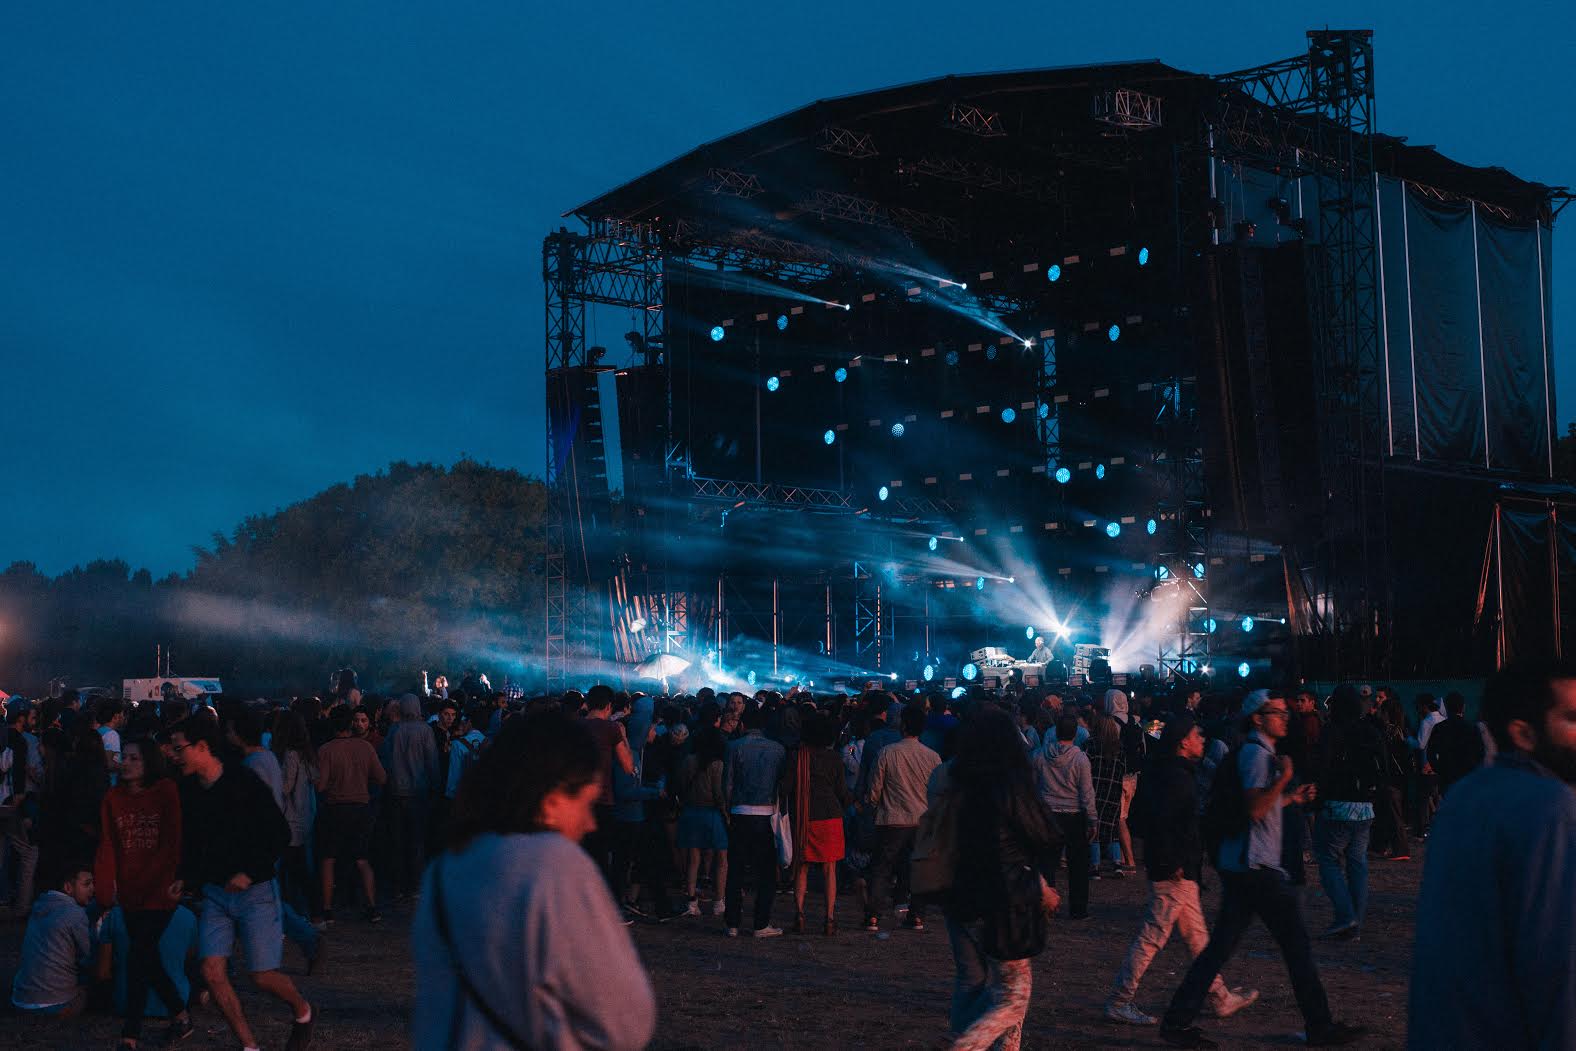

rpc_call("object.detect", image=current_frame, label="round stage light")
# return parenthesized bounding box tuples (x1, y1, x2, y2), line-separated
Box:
(923, 663, 935, 682)
(951, 686, 967, 699)
(1025, 626, 1035, 640)
(891, 422, 905, 438)
(986, 346, 998, 361)
(1240, 616, 1255, 633)
(710, 325, 725, 343)
(946, 350, 960, 366)
(878, 486, 890, 502)
(1037, 402, 1050, 419)
(889, 672, 898, 681)
(834, 367, 848, 383)
(1107, 324, 1121, 342)
(962, 662, 979, 682)
(1146, 518, 1157, 535)
(1095, 463, 1106, 480)
(1001, 407, 1016, 423)
(1237, 662, 1251, 679)
(1055, 467, 1072, 484)
(766, 376, 780, 392)
(1105, 521, 1121, 538)
(1138, 246, 1150, 266)
(1193, 562, 1205, 579)
(1047, 264, 1062, 282)
(776, 314, 789, 331)
(1156, 565, 1171, 580)
(747, 670, 757, 686)
(823, 429, 836, 446)
(928, 536, 939, 551)
(1205, 617, 1218, 633)
(975, 576, 986, 591)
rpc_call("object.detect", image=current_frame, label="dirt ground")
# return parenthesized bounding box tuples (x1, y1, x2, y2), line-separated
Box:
(0, 853, 1417, 1050)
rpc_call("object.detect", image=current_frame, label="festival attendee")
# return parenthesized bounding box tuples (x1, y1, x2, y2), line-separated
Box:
(723, 702, 786, 937)
(379, 693, 440, 907)
(93, 737, 192, 1047)
(170, 717, 314, 1051)
(1411, 694, 1443, 836)
(1107, 716, 1257, 1026)
(789, 711, 851, 935)
(863, 703, 939, 933)
(314, 706, 385, 925)
(270, 710, 319, 917)
(411, 712, 655, 1050)
(442, 708, 485, 802)
(1107, 689, 1145, 878)
(3, 698, 43, 914)
(676, 725, 729, 917)
(1370, 697, 1413, 861)
(1032, 714, 1095, 919)
(1158, 689, 1362, 1048)
(94, 698, 128, 780)
(1313, 687, 1385, 940)
(609, 694, 672, 922)
(580, 684, 637, 888)
(1423, 692, 1485, 797)
(1084, 704, 1126, 877)
(10, 862, 95, 1018)
(37, 719, 110, 897)
(1409, 660, 1576, 1050)
(937, 706, 1062, 1049)
(96, 901, 197, 1031)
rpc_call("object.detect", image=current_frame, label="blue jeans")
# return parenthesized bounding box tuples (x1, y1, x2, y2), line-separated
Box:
(1313, 816, 1372, 929)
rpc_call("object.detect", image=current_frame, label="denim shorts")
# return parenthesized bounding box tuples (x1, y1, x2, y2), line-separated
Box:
(199, 879, 283, 973)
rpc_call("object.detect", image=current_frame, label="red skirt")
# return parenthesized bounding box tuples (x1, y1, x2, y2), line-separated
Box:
(802, 817, 846, 863)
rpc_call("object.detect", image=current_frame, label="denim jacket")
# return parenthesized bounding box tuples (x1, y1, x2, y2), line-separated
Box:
(723, 730, 786, 812)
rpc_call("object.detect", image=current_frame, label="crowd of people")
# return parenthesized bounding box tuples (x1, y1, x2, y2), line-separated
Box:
(0, 658, 1571, 1049)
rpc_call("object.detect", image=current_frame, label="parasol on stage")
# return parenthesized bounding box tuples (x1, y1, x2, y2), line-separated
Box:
(633, 653, 691, 681)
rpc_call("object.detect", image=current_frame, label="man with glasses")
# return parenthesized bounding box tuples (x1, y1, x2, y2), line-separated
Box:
(1160, 689, 1364, 1049)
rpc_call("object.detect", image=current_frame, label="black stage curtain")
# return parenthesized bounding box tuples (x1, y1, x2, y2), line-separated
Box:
(1477, 216, 1550, 475)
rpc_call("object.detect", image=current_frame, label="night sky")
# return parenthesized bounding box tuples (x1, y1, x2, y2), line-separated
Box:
(3, 3, 1570, 577)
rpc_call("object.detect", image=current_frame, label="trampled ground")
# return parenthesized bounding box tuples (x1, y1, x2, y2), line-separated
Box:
(0, 853, 1417, 1049)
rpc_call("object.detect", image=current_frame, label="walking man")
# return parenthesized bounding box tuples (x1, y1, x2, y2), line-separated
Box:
(315, 707, 386, 925)
(862, 703, 939, 932)
(1159, 690, 1363, 1049)
(1032, 714, 1096, 920)
(723, 704, 787, 937)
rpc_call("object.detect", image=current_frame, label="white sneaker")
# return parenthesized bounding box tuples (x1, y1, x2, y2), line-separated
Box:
(1213, 988, 1260, 1019)
(683, 900, 702, 917)
(711, 900, 727, 916)
(1105, 1001, 1157, 1026)
(752, 925, 784, 938)
(726, 927, 739, 937)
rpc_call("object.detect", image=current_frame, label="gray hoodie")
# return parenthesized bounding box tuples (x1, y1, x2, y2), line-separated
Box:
(1033, 738, 1097, 821)
(10, 890, 91, 1009)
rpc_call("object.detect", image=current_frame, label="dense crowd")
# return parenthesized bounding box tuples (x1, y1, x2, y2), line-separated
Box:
(0, 659, 1571, 1050)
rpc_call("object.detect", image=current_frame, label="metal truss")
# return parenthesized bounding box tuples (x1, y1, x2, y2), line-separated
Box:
(850, 561, 890, 669)
(902, 154, 1061, 204)
(945, 102, 1007, 138)
(796, 188, 961, 241)
(705, 167, 765, 200)
(669, 218, 839, 284)
(818, 125, 879, 159)
(1092, 88, 1164, 131)
(688, 476, 959, 521)
(1035, 336, 1060, 477)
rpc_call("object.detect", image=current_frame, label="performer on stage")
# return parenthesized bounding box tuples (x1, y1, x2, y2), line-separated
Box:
(1029, 636, 1054, 664)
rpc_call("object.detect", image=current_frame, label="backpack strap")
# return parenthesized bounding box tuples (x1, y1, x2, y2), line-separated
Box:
(433, 855, 537, 1051)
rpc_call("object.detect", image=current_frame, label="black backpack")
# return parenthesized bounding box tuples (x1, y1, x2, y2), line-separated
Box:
(1120, 718, 1148, 771)
(1321, 725, 1384, 804)
(1200, 744, 1255, 868)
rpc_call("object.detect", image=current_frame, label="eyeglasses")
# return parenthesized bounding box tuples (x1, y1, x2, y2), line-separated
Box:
(169, 742, 191, 755)
(1256, 707, 1291, 718)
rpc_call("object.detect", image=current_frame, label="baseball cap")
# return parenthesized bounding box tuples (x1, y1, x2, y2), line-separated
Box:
(1240, 689, 1273, 717)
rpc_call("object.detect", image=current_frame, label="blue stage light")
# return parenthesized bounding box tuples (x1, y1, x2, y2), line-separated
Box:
(1107, 324, 1121, 342)
(1105, 522, 1121, 538)
(891, 422, 905, 438)
(962, 663, 979, 682)
(923, 664, 935, 682)
(1001, 407, 1016, 423)
(1156, 565, 1171, 580)
(710, 325, 725, 342)
(986, 346, 998, 361)
(1193, 562, 1205, 579)
(1047, 264, 1062, 282)
(951, 686, 967, 699)
(1025, 626, 1035, 640)
(928, 536, 939, 552)
(1037, 402, 1050, 419)
(747, 670, 757, 686)
(975, 576, 986, 591)
(945, 350, 959, 366)
(834, 367, 848, 383)
(823, 429, 836, 446)
(1205, 617, 1218, 633)
(1237, 662, 1251, 679)
(1146, 518, 1157, 535)
(1138, 246, 1150, 266)
(1055, 467, 1072, 484)
(1095, 463, 1106, 480)
(878, 486, 889, 501)
(766, 376, 780, 392)
(776, 314, 788, 331)
(1240, 616, 1255, 633)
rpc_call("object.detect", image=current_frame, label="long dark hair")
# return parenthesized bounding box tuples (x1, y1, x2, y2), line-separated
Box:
(951, 705, 1058, 867)
(121, 735, 169, 787)
(690, 725, 727, 768)
(270, 709, 317, 768)
(445, 712, 599, 851)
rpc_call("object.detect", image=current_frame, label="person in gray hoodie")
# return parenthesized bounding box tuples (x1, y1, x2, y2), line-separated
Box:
(1034, 714, 1097, 918)
(380, 694, 440, 904)
(10, 863, 94, 1016)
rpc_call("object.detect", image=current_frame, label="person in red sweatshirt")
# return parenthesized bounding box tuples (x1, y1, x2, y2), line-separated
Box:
(94, 736, 192, 1050)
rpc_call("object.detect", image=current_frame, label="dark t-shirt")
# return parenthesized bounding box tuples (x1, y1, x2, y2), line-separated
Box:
(582, 718, 625, 806)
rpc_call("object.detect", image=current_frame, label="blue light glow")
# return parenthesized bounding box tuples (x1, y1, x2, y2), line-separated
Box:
(928, 536, 939, 552)
(1138, 246, 1150, 266)
(1146, 518, 1157, 535)
(1055, 467, 1071, 484)
(1025, 626, 1035, 640)
(1047, 264, 1062, 282)
(1237, 662, 1251, 678)
(1001, 407, 1016, 423)
(1241, 616, 1255, 633)
(986, 346, 998, 361)
(766, 376, 780, 392)
(1037, 402, 1050, 419)
(945, 350, 959, 366)
(951, 686, 967, 699)
(834, 367, 848, 383)
(923, 664, 935, 682)
(1156, 565, 1171, 580)
(962, 662, 979, 682)
(1105, 521, 1121, 538)
(710, 325, 725, 342)
(878, 486, 889, 501)
(1095, 463, 1106, 480)
(1107, 324, 1121, 342)
(747, 670, 756, 686)
(1205, 617, 1218, 633)
(975, 576, 986, 591)
(1193, 562, 1205, 579)
(891, 423, 905, 438)
(823, 429, 836, 446)
(776, 314, 788, 331)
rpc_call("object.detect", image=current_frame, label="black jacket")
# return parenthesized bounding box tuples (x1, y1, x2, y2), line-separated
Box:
(179, 763, 290, 889)
(1427, 717, 1486, 792)
(949, 788, 1064, 922)
(1136, 756, 1203, 882)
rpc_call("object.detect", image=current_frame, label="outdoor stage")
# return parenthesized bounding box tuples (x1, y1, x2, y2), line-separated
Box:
(542, 30, 1569, 694)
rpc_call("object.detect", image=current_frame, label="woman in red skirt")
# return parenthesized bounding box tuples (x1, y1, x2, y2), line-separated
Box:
(789, 711, 853, 935)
